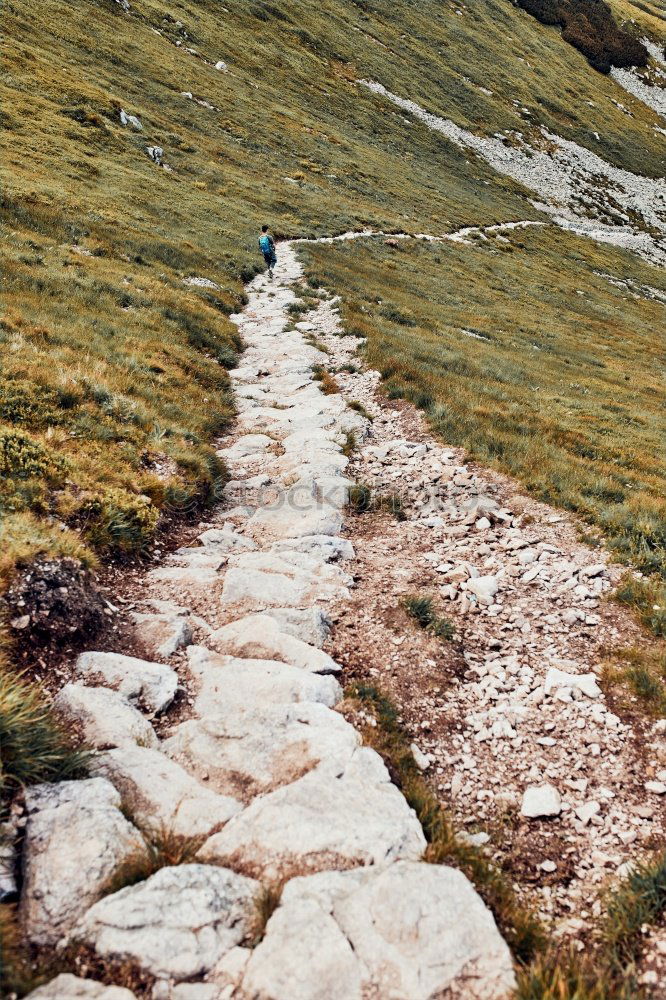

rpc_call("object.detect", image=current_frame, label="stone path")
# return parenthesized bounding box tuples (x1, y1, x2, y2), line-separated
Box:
(20, 244, 517, 1000)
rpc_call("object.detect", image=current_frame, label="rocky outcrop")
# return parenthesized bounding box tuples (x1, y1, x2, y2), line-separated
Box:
(92, 746, 241, 838)
(197, 749, 427, 881)
(241, 863, 515, 999)
(26, 975, 137, 999)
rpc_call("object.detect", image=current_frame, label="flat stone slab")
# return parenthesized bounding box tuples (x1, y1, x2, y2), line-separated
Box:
(271, 535, 355, 562)
(186, 648, 341, 718)
(75, 651, 178, 714)
(20, 778, 144, 946)
(75, 864, 260, 981)
(245, 504, 343, 542)
(148, 566, 221, 588)
(163, 701, 359, 803)
(92, 746, 241, 838)
(197, 748, 426, 881)
(197, 526, 257, 551)
(208, 614, 341, 674)
(217, 434, 273, 459)
(25, 975, 137, 999)
(240, 862, 515, 1000)
(54, 684, 158, 750)
(219, 551, 349, 613)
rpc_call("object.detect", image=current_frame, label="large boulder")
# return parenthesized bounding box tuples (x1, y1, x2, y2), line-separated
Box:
(20, 778, 144, 945)
(197, 749, 426, 881)
(207, 614, 340, 674)
(163, 702, 359, 802)
(92, 746, 241, 838)
(25, 975, 137, 999)
(53, 684, 158, 750)
(75, 651, 178, 713)
(75, 864, 260, 981)
(240, 863, 516, 1000)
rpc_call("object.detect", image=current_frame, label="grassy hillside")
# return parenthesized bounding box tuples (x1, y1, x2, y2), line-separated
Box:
(1, 0, 664, 599)
(300, 227, 666, 588)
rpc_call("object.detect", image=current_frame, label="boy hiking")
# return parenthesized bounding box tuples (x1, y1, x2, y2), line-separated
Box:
(258, 224, 277, 279)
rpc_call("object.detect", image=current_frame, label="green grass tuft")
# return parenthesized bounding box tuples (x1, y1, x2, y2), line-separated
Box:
(403, 593, 455, 640)
(0, 667, 89, 810)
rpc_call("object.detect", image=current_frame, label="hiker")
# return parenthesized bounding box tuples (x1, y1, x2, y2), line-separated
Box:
(258, 224, 277, 278)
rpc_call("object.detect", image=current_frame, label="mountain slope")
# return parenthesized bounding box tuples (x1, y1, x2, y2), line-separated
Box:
(1, 0, 664, 618)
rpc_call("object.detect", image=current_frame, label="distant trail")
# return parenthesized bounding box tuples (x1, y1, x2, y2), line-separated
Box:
(359, 79, 666, 267)
(292, 219, 542, 247)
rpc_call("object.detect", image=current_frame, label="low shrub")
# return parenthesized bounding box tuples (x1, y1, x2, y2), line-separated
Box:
(79, 488, 159, 555)
(517, 0, 648, 73)
(0, 430, 63, 483)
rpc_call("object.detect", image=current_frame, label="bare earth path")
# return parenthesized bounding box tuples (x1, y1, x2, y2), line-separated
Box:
(17, 238, 665, 1000)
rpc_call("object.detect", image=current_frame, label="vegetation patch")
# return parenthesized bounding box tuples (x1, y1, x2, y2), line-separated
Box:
(614, 574, 666, 638)
(0, 664, 89, 812)
(517, 0, 649, 73)
(348, 483, 406, 520)
(601, 644, 666, 717)
(515, 852, 666, 999)
(311, 365, 341, 395)
(402, 592, 455, 640)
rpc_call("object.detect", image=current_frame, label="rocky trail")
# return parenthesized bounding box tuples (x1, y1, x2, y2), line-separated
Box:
(9, 238, 665, 1000)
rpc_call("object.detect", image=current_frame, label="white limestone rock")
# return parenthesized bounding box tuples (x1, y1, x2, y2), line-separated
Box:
(20, 779, 144, 945)
(208, 614, 341, 674)
(75, 864, 260, 981)
(53, 684, 158, 750)
(130, 611, 192, 659)
(217, 434, 273, 459)
(148, 566, 220, 588)
(242, 863, 515, 1000)
(245, 504, 343, 542)
(187, 648, 341, 716)
(465, 575, 499, 605)
(220, 551, 349, 613)
(197, 527, 257, 551)
(520, 784, 562, 819)
(163, 701, 359, 802)
(75, 651, 178, 713)
(544, 667, 601, 699)
(197, 748, 426, 880)
(271, 534, 355, 561)
(92, 746, 241, 838)
(25, 975, 137, 999)
(263, 606, 331, 647)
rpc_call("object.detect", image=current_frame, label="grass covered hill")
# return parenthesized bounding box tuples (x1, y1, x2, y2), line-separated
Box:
(1, 0, 664, 615)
